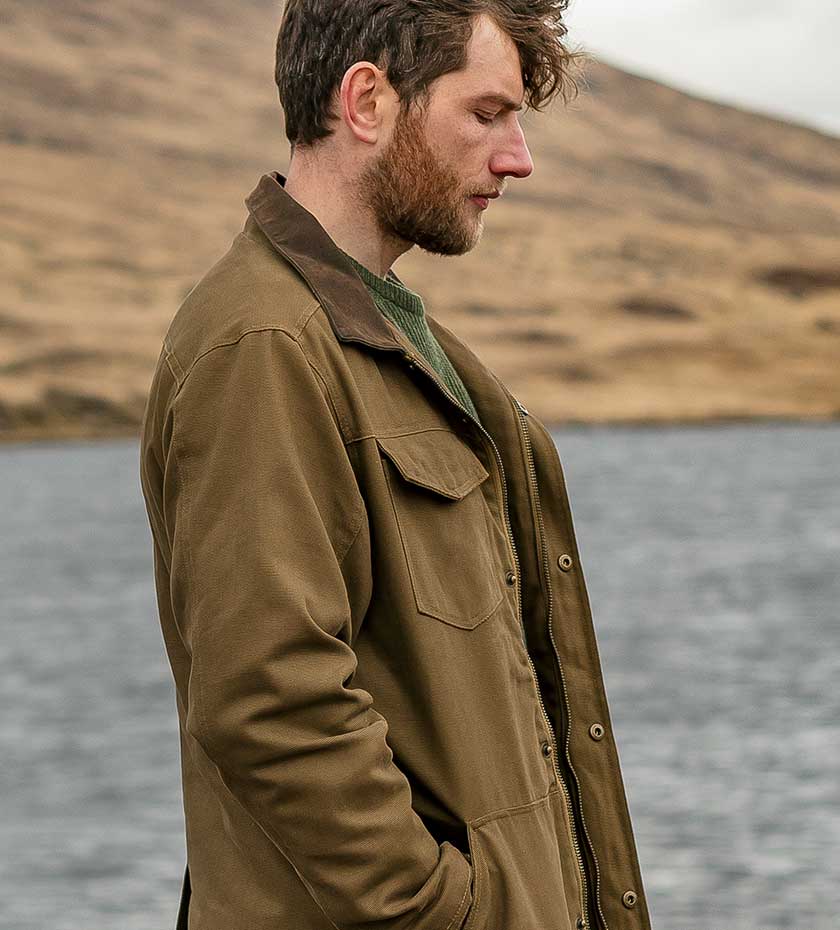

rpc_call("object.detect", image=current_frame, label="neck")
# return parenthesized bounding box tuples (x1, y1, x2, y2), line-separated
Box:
(282, 158, 413, 278)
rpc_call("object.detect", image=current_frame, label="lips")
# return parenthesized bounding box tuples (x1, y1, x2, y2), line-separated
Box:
(469, 188, 502, 211)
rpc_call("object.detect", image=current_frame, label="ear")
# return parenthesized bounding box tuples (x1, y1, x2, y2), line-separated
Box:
(338, 61, 393, 145)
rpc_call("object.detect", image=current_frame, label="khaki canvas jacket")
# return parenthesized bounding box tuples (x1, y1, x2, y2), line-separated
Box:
(139, 171, 651, 930)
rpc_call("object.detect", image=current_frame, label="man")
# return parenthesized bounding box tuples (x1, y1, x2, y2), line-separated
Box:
(139, 2, 651, 929)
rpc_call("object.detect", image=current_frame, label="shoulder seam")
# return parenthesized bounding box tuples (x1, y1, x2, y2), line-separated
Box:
(168, 318, 365, 566)
(171, 304, 321, 395)
(297, 310, 353, 441)
(306, 355, 352, 443)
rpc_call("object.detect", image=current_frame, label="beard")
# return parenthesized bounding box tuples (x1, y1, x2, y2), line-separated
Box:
(356, 103, 485, 257)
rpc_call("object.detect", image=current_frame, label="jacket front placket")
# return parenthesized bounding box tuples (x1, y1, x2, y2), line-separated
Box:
(509, 395, 609, 930)
(418, 326, 603, 930)
(354, 314, 598, 930)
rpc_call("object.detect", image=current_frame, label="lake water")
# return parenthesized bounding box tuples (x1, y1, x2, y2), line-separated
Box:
(1, 424, 838, 930)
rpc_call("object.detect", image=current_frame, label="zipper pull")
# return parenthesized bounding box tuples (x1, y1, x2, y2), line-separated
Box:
(514, 396, 529, 416)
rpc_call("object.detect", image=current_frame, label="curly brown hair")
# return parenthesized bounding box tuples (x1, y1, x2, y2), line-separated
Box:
(275, 0, 587, 152)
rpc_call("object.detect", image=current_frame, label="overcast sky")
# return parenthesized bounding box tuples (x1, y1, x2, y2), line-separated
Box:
(564, 0, 840, 137)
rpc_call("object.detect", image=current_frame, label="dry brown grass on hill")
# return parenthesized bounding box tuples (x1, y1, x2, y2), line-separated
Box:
(2, 0, 839, 442)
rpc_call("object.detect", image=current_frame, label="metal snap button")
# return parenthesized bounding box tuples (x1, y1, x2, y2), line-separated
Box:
(505, 570, 516, 586)
(557, 554, 573, 571)
(589, 722, 605, 741)
(541, 741, 553, 757)
(622, 889, 638, 908)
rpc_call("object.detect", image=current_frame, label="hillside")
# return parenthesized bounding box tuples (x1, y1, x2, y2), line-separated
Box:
(2, 0, 840, 441)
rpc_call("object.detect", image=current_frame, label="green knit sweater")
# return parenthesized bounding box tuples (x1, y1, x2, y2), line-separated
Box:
(339, 248, 481, 425)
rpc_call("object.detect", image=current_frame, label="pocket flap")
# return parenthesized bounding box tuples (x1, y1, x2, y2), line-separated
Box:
(376, 430, 489, 500)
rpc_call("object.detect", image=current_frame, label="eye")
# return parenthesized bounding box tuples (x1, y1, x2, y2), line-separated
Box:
(473, 112, 495, 125)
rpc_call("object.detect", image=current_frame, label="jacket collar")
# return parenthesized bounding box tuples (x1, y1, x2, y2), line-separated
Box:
(244, 172, 524, 453)
(245, 171, 406, 353)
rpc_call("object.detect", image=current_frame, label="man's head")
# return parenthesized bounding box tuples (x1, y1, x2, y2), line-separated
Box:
(275, 1, 584, 258)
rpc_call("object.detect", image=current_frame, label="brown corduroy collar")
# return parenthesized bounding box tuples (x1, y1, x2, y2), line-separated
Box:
(245, 171, 407, 354)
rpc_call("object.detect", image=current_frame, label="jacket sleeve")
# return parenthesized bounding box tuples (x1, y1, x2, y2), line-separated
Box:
(164, 327, 473, 930)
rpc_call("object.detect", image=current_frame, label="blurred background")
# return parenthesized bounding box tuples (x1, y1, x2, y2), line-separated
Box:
(1, 1, 838, 928)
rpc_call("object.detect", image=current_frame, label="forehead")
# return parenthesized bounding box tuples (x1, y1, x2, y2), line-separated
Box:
(431, 13, 525, 109)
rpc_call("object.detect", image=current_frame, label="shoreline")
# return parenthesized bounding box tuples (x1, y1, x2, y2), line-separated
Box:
(2, 412, 838, 449)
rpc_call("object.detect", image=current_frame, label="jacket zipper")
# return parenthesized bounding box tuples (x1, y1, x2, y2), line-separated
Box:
(513, 396, 609, 930)
(399, 348, 592, 928)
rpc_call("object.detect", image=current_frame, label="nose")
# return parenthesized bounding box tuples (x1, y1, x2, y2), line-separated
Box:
(489, 116, 534, 181)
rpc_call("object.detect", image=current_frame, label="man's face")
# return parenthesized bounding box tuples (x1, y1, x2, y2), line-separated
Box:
(356, 14, 534, 257)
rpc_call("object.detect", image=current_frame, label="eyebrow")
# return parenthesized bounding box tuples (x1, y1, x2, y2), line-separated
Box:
(467, 92, 524, 112)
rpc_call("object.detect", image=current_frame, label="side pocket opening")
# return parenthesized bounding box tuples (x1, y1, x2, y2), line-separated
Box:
(461, 791, 578, 930)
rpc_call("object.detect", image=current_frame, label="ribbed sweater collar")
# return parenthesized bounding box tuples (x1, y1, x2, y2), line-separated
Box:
(338, 248, 426, 319)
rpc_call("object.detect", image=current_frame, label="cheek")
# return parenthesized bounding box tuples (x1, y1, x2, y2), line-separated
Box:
(424, 117, 483, 184)
(444, 127, 486, 172)
(432, 114, 479, 152)
(460, 121, 487, 147)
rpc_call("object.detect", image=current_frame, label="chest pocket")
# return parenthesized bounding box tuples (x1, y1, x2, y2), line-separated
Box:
(376, 429, 505, 629)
